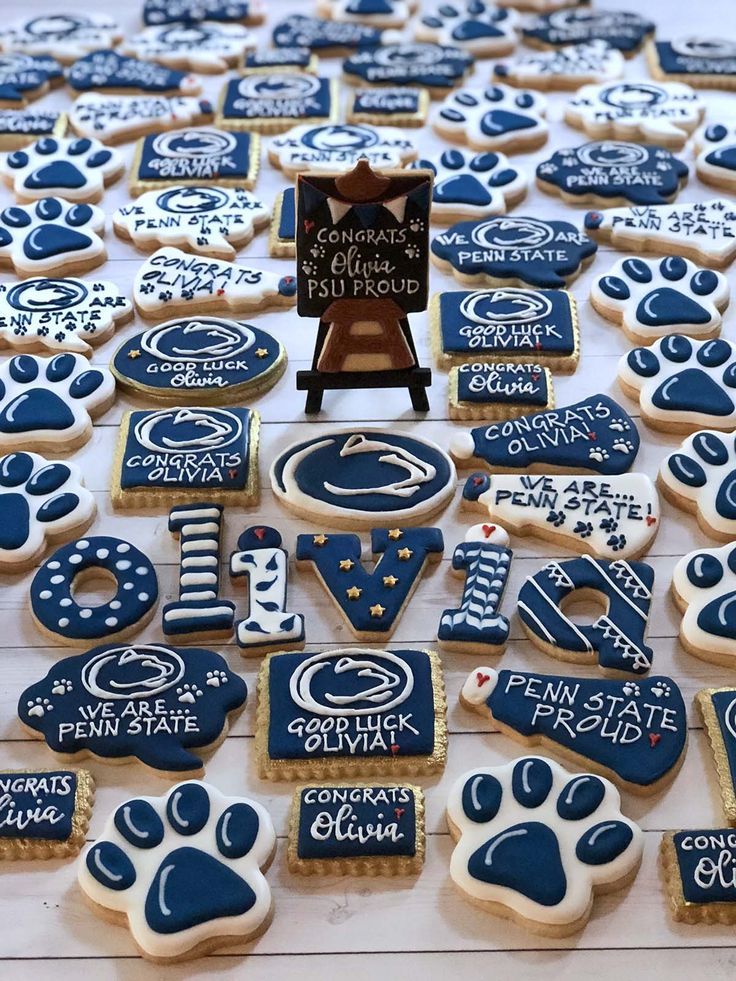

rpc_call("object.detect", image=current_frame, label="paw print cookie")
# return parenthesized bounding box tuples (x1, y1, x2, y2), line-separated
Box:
(672, 544, 736, 666)
(0, 15, 122, 64)
(618, 336, 736, 434)
(0, 53, 63, 108)
(494, 40, 624, 91)
(0, 197, 105, 277)
(592, 257, 730, 345)
(660, 431, 736, 540)
(416, 2, 519, 57)
(410, 148, 527, 222)
(1, 136, 123, 204)
(119, 23, 256, 74)
(0, 451, 95, 572)
(446, 757, 643, 935)
(694, 122, 736, 192)
(79, 782, 275, 962)
(434, 84, 548, 152)
(0, 353, 114, 453)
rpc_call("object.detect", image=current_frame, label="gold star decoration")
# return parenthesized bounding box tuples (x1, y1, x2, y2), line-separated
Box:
(383, 575, 399, 588)
(387, 528, 403, 540)
(127, 349, 141, 359)
(339, 559, 355, 571)
(312, 534, 328, 546)
(346, 586, 362, 600)
(369, 603, 386, 618)
(255, 348, 269, 358)
(397, 547, 413, 561)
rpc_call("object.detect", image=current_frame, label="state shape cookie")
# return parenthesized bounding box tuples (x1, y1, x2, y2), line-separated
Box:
(591, 256, 730, 345)
(65, 49, 201, 96)
(0, 197, 105, 277)
(69, 93, 214, 145)
(78, 781, 275, 962)
(434, 84, 548, 153)
(410, 148, 527, 222)
(565, 80, 705, 149)
(659, 431, 736, 540)
(268, 122, 417, 178)
(143, 0, 265, 25)
(415, 2, 519, 56)
(618, 335, 736, 434)
(494, 40, 624, 91)
(342, 43, 474, 96)
(694, 122, 736, 192)
(0, 53, 63, 108)
(113, 186, 269, 259)
(119, 23, 255, 73)
(522, 9, 655, 55)
(0, 15, 122, 64)
(1, 136, 124, 203)
(672, 543, 736, 666)
(318, 0, 414, 28)
(446, 756, 643, 936)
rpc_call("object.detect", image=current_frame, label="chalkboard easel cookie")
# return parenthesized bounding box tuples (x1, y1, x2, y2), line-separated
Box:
(0, 767, 94, 859)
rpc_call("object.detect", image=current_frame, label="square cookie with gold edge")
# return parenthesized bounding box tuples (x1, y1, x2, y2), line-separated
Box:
(696, 687, 736, 823)
(129, 128, 260, 195)
(287, 782, 425, 875)
(0, 767, 94, 859)
(215, 74, 338, 134)
(256, 647, 447, 781)
(347, 87, 429, 127)
(661, 829, 736, 923)
(269, 187, 295, 257)
(449, 362, 554, 420)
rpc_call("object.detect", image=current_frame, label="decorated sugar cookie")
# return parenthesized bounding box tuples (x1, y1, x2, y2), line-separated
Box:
(30, 535, 158, 645)
(243, 48, 318, 74)
(434, 84, 548, 152)
(494, 41, 624, 91)
(662, 827, 736, 922)
(618, 336, 736, 434)
(120, 23, 255, 74)
(0, 53, 63, 108)
(318, 0, 414, 29)
(410, 148, 527, 222)
(0, 451, 95, 573)
(523, 9, 655, 55)
(112, 316, 285, 404)
(0, 768, 94, 860)
(450, 394, 639, 474)
(462, 669, 686, 793)
(113, 186, 269, 259)
(447, 756, 643, 936)
(672, 544, 736, 666)
(346, 87, 428, 127)
(660, 432, 736, 540)
(462, 471, 660, 560)
(144, 0, 265, 25)
(79, 782, 274, 962)
(694, 123, 736, 193)
(66, 50, 201, 97)
(592, 257, 729, 345)
(438, 522, 511, 654)
(584, 199, 736, 269)
(256, 646, 447, 780)
(0, 197, 104, 277)
(269, 122, 417, 178)
(697, 686, 736, 819)
(296, 527, 444, 641)
(269, 186, 295, 257)
(0, 15, 122, 64)
(288, 783, 425, 875)
(0, 276, 131, 356)
(648, 37, 736, 89)
(272, 15, 396, 54)
(449, 362, 553, 420)
(0, 109, 66, 150)
(216, 74, 337, 134)
(230, 525, 305, 655)
(536, 141, 688, 207)
(497, 0, 584, 8)
(270, 430, 456, 529)
(416, 2, 519, 57)
(518, 556, 655, 675)
(1, 136, 123, 204)
(130, 128, 259, 194)
(431, 215, 597, 289)
(0, 353, 114, 453)
(342, 43, 474, 96)
(431, 287, 580, 371)
(133, 246, 296, 320)
(565, 81, 704, 149)
(69, 93, 214, 145)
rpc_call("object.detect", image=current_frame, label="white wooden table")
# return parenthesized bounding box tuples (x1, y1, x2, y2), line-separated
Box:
(3, 0, 736, 977)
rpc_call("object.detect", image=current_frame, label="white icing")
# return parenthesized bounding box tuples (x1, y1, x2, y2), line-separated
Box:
(416, 2, 519, 54)
(69, 93, 209, 143)
(289, 648, 415, 717)
(465, 522, 510, 547)
(0, 15, 121, 61)
(434, 84, 548, 151)
(120, 22, 255, 73)
(269, 123, 417, 179)
(413, 148, 527, 221)
(461, 665, 499, 705)
(0, 137, 123, 203)
(500, 41, 624, 85)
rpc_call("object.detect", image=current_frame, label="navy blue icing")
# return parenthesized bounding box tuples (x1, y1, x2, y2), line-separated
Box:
(343, 43, 474, 89)
(352, 89, 421, 115)
(654, 40, 736, 77)
(296, 527, 443, 635)
(455, 363, 549, 406)
(19, 644, 247, 773)
(244, 48, 312, 70)
(413, 148, 520, 209)
(517, 556, 655, 674)
(437, 288, 576, 359)
(119, 406, 253, 492)
(144, 0, 259, 24)
(480, 669, 686, 787)
(273, 16, 387, 51)
(137, 129, 254, 183)
(599, 257, 720, 326)
(672, 829, 736, 904)
(0, 770, 77, 840)
(678, 551, 736, 649)
(112, 318, 281, 400)
(30, 535, 158, 641)
(220, 75, 333, 123)
(267, 648, 437, 763)
(271, 431, 453, 518)
(438, 542, 511, 649)
(0, 452, 81, 554)
(522, 11, 655, 53)
(431, 217, 597, 289)
(66, 50, 194, 94)
(0, 54, 62, 105)
(536, 142, 688, 206)
(461, 394, 640, 475)
(296, 785, 417, 860)
(278, 186, 295, 243)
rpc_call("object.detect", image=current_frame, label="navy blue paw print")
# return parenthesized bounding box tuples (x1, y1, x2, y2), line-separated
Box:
(594, 256, 728, 343)
(0, 197, 104, 275)
(547, 509, 565, 527)
(436, 84, 547, 152)
(81, 782, 275, 958)
(411, 147, 526, 219)
(448, 757, 642, 926)
(607, 534, 627, 552)
(599, 517, 619, 533)
(2, 137, 121, 203)
(620, 335, 736, 430)
(574, 521, 594, 539)
(0, 353, 113, 450)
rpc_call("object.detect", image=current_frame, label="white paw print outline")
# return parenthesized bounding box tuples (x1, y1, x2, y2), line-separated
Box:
(0, 136, 123, 204)
(434, 83, 548, 153)
(410, 147, 527, 221)
(672, 543, 736, 662)
(660, 430, 736, 539)
(0, 196, 105, 277)
(416, 1, 520, 55)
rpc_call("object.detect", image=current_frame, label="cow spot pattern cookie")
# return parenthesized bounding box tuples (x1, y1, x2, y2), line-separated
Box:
(416, 2, 519, 57)
(672, 544, 736, 666)
(269, 122, 417, 178)
(434, 84, 548, 153)
(1, 136, 123, 204)
(659, 431, 736, 541)
(410, 148, 527, 222)
(494, 41, 624, 91)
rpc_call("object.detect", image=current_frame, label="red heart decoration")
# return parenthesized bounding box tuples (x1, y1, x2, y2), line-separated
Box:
(649, 733, 661, 748)
(394, 808, 405, 820)
(254, 527, 266, 540)
(476, 672, 491, 687)
(587, 431, 597, 441)
(304, 219, 315, 233)
(216, 288, 225, 296)
(472, 475, 485, 486)
(228, 468, 238, 480)
(390, 743, 400, 756)
(646, 515, 657, 526)
(482, 524, 496, 538)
